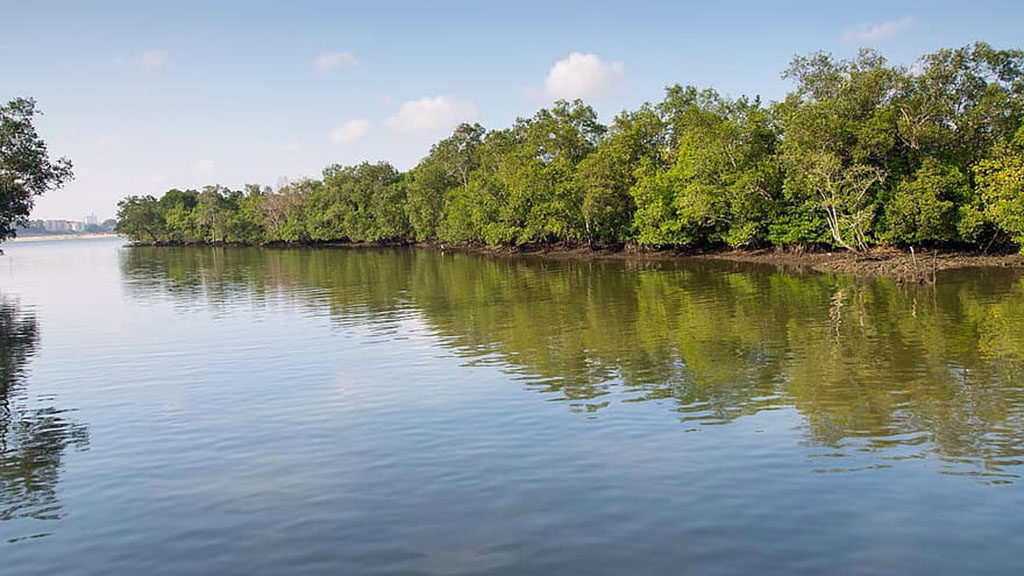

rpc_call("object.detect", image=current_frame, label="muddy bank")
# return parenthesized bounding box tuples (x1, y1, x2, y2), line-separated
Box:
(691, 247, 1024, 281)
(126, 239, 1024, 281)
(430, 243, 1024, 281)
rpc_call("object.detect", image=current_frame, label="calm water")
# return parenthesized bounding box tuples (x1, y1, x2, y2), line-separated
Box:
(2, 238, 1024, 574)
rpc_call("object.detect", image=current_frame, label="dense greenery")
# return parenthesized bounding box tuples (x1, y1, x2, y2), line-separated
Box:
(0, 98, 73, 242)
(118, 43, 1024, 252)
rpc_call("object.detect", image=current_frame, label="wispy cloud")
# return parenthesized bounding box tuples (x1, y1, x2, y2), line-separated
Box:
(315, 51, 359, 72)
(135, 50, 167, 71)
(842, 17, 913, 44)
(544, 52, 625, 100)
(330, 119, 372, 143)
(385, 96, 477, 133)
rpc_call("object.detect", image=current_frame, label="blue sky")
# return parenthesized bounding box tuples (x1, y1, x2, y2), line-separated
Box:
(4, 0, 1023, 220)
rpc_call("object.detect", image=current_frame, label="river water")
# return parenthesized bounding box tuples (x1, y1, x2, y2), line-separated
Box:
(2, 238, 1023, 574)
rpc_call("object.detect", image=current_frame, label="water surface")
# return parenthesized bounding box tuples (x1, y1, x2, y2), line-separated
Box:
(2, 238, 1024, 574)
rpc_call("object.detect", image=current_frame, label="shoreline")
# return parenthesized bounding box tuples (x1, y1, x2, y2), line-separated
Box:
(444, 244, 1024, 281)
(693, 247, 1024, 281)
(124, 240, 1024, 281)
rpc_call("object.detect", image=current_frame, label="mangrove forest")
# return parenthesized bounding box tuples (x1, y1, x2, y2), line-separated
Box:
(116, 43, 1024, 253)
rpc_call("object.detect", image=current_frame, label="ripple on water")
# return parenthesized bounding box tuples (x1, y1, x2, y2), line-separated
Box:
(1, 241, 1023, 574)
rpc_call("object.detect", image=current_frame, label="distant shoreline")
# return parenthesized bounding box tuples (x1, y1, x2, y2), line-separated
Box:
(8, 233, 121, 243)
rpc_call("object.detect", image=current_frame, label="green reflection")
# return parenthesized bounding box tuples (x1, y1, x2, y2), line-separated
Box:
(121, 247, 1024, 479)
(0, 298, 89, 537)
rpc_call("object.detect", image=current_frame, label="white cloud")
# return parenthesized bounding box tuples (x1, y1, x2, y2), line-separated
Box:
(135, 50, 167, 71)
(329, 119, 372, 143)
(842, 17, 913, 44)
(385, 95, 477, 133)
(315, 51, 359, 72)
(544, 52, 625, 100)
(194, 159, 216, 177)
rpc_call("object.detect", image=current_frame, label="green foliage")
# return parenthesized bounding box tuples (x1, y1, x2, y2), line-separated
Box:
(114, 43, 1024, 253)
(576, 105, 664, 245)
(407, 123, 485, 241)
(885, 159, 966, 243)
(974, 129, 1024, 251)
(115, 195, 164, 242)
(631, 89, 781, 247)
(493, 100, 605, 245)
(310, 161, 407, 242)
(778, 50, 897, 250)
(0, 98, 73, 242)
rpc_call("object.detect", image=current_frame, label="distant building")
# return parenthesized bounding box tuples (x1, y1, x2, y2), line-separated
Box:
(40, 219, 90, 233)
(43, 219, 72, 232)
(24, 217, 111, 235)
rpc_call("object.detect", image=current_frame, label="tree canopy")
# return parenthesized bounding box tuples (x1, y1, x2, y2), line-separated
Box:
(118, 43, 1024, 253)
(0, 98, 73, 242)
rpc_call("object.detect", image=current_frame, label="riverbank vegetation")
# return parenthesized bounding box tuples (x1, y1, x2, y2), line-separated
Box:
(0, 98, 74, 242)
(117, 43, 1024, 253)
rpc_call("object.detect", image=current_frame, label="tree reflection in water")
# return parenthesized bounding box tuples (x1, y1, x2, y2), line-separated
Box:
(121, 246, 1024, 481)
(0, 297, 88, 540)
